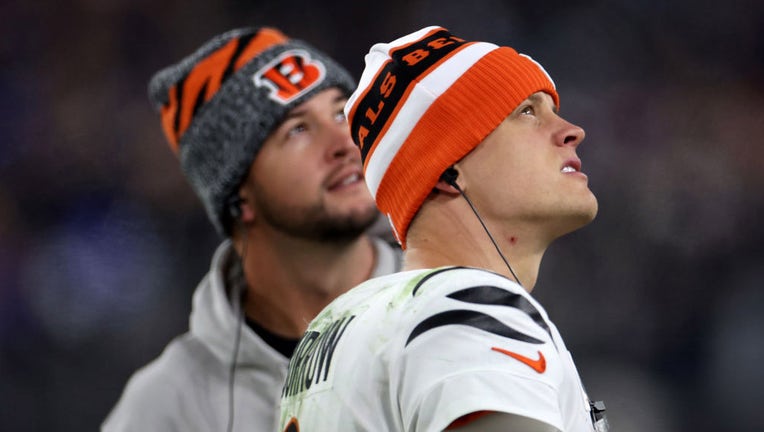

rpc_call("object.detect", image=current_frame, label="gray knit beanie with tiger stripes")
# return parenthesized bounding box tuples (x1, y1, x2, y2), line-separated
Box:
(148, 27, 355, 236)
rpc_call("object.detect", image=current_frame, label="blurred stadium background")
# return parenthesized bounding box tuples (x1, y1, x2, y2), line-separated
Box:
(1, 0, 762, 430)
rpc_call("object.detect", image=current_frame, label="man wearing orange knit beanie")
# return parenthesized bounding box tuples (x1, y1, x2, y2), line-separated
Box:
(279, 26, 608, 431)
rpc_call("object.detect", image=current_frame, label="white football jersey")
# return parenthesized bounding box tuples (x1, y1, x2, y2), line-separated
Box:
(279, 267, 600, 432)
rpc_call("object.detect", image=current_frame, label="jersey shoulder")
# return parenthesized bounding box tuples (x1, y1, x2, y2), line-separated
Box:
(401, 266, 556, 351)
(391, 268, 570, 431)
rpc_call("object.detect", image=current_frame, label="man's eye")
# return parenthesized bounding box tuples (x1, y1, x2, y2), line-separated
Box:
(287, 123, 307, 138)
(335, 110, 347, 123)
(520, 105, 535, 116)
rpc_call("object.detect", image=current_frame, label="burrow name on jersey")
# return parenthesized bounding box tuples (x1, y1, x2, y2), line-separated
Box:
(282, 315, 355, 398)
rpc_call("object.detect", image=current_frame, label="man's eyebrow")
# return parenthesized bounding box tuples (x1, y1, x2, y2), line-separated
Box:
(333, 94, 348, 105)
(283, 108, 306, 121)
(282, 94, 348, 121)
(527, 92, 558, 114)
(527, 93, 544, 104)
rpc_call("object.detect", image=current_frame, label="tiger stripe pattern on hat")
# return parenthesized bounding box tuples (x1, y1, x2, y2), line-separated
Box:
(345, 26, 559, 247)
(159, 28, 288, 151)
(148, 27, 355, 236)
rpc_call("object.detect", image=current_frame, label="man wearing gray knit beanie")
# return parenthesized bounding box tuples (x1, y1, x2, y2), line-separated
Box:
(102, 27, 401, 432)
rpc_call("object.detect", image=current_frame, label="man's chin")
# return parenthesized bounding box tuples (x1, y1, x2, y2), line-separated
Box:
(546, 200, 598, 239)
(321, 206, 379, 240)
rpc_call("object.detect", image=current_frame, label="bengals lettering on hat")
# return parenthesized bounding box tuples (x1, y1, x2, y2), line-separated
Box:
(348, 32, 467, 157)
(253, 50, 327, 104)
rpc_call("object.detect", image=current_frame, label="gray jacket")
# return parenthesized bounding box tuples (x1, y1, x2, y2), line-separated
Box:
(102, 238, 401, 432)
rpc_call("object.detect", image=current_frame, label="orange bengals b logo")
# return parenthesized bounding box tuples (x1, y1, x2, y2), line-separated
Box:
(253, 50, 325, 104)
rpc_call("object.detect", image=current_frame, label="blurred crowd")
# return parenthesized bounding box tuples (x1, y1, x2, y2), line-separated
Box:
(1, 0, 762, 431)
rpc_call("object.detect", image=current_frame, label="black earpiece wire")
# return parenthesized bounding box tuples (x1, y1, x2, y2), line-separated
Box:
(226, 207, 247, 432)
(441, 168, 523, 287)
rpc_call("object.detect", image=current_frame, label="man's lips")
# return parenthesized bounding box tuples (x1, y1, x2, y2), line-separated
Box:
(561, 158, 582, 174)
(327, 170, 364, 191)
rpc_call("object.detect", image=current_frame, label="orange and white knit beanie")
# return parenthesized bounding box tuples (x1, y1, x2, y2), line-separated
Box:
(345, 26, 559, 248)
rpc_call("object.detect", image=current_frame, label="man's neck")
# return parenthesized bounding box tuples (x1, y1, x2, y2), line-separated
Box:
(404, 234, 546, 292)
(403, 198, 550, 292)
(238, 232, 376, 338)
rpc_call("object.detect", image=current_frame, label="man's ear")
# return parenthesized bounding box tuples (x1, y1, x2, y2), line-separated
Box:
(435, 166, 461, 194)
(234, 183, 257, 224)
(434, 179, 461, 195)
(238, 196, 256, 223)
